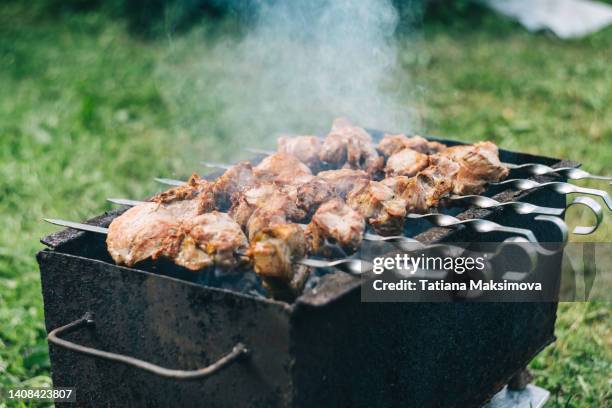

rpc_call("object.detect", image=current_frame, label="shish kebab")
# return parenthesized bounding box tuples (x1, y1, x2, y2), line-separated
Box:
(191, 118, 610, 214)
(99, 146, 568, 300)
(99, 153, 544, 301)
(44, 120, 593, 298)
(44, 217, 547, 303)
(246, 117, 612, 182)
(53, 164, 558, 300)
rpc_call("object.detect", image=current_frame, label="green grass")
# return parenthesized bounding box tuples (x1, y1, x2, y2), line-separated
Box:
(0, 3, 610, 407)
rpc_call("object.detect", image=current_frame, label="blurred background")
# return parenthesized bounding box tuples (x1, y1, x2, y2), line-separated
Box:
(0, 0, 610, 406)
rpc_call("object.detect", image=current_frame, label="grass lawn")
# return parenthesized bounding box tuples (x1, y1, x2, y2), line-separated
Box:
(0, 2, 610, 407)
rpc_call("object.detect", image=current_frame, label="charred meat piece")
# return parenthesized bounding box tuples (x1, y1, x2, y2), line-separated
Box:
(229, 183, 306, 235)
(248, 223, 311, 300)
(152, 173, 216, 213)
(277, 135, 323, 170)
(378, 134, 447, 158)
(347, 181, 407, 235)
(316, 168, 370, 199)
(319, 118, 384, 177)
(383, 155, 460, 213)
(175, 211, 249, 271)
(253, 152, 313, 186)
(384, 148, 429, 177)
(211, 161, 255, 211)
(440, 141, 509, 194)
(107, 202, 185, 268)
(229, 184, 279, 228)
(296, 177, 335, 218)
(107, 202, 247, 271)
(246, 207, 290, 242)
(307, 198, 365, 254)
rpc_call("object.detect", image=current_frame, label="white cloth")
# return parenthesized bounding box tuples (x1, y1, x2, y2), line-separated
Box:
(485, 0, 612, 39)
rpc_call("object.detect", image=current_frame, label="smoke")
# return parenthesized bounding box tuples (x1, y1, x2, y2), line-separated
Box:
(160, 0, 419, 161)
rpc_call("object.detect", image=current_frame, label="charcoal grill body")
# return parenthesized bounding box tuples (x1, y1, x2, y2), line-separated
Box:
(37, 139, 573, 408)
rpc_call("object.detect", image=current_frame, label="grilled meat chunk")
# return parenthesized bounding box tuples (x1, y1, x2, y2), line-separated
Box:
(151, 173, 217, 213)
(319, 118, 384, 177)
(246, 207, 290, 241)
(277, 135, 323, 170)
(440, 141, 509, 194)
(384, 148, 429, 177)
(248, 223, 311, 300)
(175, 211, 249, 271)
(211, 161, 255, 211)
(229, 183, 306, 236)
(316, 168, 370, 199)
(307, 198, 365, 254)
(347, 181, 407, 235)
(383, 155, 460, 213)
(253, 152, 313, 186)
(107, 202, 247, 271)
(107, 202, 184, 268)
(296, 177, 335, 218)
(378, 134, 447, 158)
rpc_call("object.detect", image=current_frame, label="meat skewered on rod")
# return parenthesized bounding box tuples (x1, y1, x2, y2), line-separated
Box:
(153, 171, 589, 221)
(171, 160, 548, 221)
(108, 187, 568, 254)
(44, 215, 545, 288)
(246, 127, 612, 182)
(193, 147, 610, 218)
(42, 218, 369, 300)
(108, 197, 413, 246)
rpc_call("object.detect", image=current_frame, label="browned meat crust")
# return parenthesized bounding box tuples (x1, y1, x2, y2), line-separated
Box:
(307, 198, 365, 253)
(384, 148, 429, 177)
(382, 155, 460, 213)
(107, 202, 247, 271)
(347, 181, 407, 236)
(277, 135, 323, 169)
(253, 152, 313, 186)
(296, 177, 335, 219)
(439, 141, 509, 195)
(151, 173, 215, 213)
(319, 118, 384, 177)
(175, 212, 249, 270)
(248, 223, 310, 300)
(316, 168, 370, 199)
(378, 134, 447, 158)
(211, 161, 255, 211)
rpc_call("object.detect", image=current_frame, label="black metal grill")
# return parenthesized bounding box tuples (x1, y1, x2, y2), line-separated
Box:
(37, 134, 575, 407)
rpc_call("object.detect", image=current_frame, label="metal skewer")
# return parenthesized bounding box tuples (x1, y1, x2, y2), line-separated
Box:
(449, 195, 603, 235)
(155, 167, 599, 234)
(405, 213, 568, 255)
(154, 178, 185, 187)
(201, 162, 232, 170)
(491, 179, 612, 211)
(503, 162, 612, 181)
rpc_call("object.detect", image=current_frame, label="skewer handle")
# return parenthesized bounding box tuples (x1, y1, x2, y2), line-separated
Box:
(505, 163, 612, 181)
(492, 179, 612, 211)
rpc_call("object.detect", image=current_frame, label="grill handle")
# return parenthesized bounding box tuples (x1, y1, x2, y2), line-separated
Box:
(47, 312, 249, 380)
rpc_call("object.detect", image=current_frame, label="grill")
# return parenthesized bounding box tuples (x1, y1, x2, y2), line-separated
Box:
(37, 131, 599, 407)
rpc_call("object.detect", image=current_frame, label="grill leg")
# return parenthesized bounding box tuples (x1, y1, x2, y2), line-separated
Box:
(485, 368, 549, 408)
(508, 367, 534, 391)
